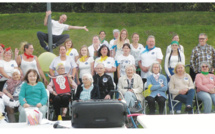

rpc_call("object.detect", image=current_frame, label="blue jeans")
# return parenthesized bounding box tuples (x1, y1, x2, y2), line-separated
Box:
(124, 91, 137, 108)
(174, 89, 195, 107)
(167, 67, 182, 111)
(197, 91, 215, 113)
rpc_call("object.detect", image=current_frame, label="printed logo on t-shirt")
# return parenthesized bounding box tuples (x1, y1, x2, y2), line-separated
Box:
(151, 52, 155, 55)
(11, 64, 14, 67)
(125, 60, 129, 63)
(184, 77, 188, 81)
(85, 62, 88, 65)
(107, 61, 110, 64)
(70, 53, 73, 56)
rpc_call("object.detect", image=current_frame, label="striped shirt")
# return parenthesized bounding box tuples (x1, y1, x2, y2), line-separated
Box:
(190, 44, 215, 73)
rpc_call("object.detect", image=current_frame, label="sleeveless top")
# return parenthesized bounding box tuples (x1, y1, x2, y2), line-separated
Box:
(20, 55, 40, 77)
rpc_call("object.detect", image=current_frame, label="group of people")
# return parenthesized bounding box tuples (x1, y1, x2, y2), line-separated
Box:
(1, 11, 215, 124)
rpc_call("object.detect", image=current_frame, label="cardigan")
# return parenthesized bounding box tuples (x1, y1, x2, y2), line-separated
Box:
(195, 73, 215, 93)
(146, 74, 168, 99)
(19, 82, 48, 106)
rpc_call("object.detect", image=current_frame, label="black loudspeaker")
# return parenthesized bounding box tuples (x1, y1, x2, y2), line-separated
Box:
(71, 99, 127, 128)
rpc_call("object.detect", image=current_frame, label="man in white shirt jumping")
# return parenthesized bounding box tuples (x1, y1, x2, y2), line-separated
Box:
(37, 10, 88, 51)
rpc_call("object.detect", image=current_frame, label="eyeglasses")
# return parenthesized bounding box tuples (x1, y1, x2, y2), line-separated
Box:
(58, 68, 65, 70)
(96, 68, 104, 70)
(199, 38, 206, 40)
(202, 66, 208, 68)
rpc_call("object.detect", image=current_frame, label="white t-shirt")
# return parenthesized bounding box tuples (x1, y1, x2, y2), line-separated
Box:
(166, 44, 184, 54)
(0, 60, 18, 81)
(94, 57, 116, 79)
(140, 47, 163, 78)
(66, 48, 79, 61)
(77, 57, 94, 78)
(101, 40, 109, 47)
(164, 52, 185, 77)
(109, 39, 116, 50)
(117, 54, 135, 77)
(88, 44, 101, 58)
(51, 20, 69, 35)
(130, 43, 144, 67)
(49, 56, 77, 76)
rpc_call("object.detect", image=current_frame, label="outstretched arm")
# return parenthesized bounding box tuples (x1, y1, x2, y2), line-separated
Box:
(68, 25, 88, 31)
(44, 10, 52, 26)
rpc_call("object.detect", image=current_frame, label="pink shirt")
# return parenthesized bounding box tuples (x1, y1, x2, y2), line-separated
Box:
(195, 73, 215, 92)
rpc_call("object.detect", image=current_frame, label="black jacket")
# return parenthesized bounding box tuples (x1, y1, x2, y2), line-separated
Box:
(74, 84, 100, 100)
(93, 73, 114, 99)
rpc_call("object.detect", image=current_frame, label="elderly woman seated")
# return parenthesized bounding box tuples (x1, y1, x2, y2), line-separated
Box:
(93, 63, 114, 99)
(75, 73, 100, 100)
(145, 61, 167, 114)
(47, 63, 77, 120)
(169, 62, 195, 114)
(195, 62, 215, 113)
(118, 64, 143, 108)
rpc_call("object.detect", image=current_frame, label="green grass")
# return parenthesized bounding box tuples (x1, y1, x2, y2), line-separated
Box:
(1, 11, 215, 67)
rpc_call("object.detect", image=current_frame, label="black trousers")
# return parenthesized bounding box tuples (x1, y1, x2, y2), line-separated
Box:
(37, 31, 69, 48)
(50, 94, 70, 118)
(0, 80, 7, 92)
(145, 96, 166, 114)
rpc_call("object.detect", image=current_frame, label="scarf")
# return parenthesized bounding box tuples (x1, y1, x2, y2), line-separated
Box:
(66, 48, 72, 56)
(99, 56, 108, 62)
(24, 53, 34, 59)
(6, 75, 23, 95)
(201, 71, 209, 75)
(141, 45, 155, 54)
(80, 56, 88, 62)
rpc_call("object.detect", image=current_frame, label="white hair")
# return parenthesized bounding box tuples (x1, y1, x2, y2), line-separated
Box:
(147, 35, 155, 41)
(149, 61, 162, 73)
(96, 63, 105, 68)
(125, 64, 136, 72)
(12, 69, 20, 75)
(113, 29, 120, 35)
(82, 73, 94, 83)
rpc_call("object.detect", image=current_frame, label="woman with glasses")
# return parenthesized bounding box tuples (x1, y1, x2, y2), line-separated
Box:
(195, 62, 215, 113)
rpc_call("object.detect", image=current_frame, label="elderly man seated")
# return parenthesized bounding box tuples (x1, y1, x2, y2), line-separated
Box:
(118, 64, 144, 108)
(93, 63, 114, 99)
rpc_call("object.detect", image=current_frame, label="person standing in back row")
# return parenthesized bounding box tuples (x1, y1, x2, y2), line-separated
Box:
(37, 10, 89, 51)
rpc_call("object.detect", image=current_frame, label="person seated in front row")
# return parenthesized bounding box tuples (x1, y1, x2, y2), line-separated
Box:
(18, 69, 48, 122)
(118, 64, 143, 108)
(47, 63, 77, 120)
(169, 62, 195, 114)
(2, 69, 24, 122)
(75, 73, 100, 100)
(145, 62, 167, 114)
(0, 91, 19, 123)
(195, 62, 215, 113)
(93, 63, 114, 99)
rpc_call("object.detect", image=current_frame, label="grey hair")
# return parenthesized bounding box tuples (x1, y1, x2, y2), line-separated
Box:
(199, 33, 207, 39)
(147, 35, 155, 41)
(125, 64, 136, 72)
(149, 61, 162, 73)
(82, 73, 94, 83)
(96, 63, 105, 68)
(113, 29, 120, 35)
(200, 62, 211, 69)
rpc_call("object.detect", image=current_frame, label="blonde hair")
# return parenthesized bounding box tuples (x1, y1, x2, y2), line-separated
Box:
(174, 62, 185, 74)
(20, 41, 33, 53)
(116, 29, 128, 47)
(56, 63, 64, 71)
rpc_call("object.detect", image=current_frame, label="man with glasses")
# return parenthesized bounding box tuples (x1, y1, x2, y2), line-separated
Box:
(93, 63, 114, 99)
(190, 33, 215, 81)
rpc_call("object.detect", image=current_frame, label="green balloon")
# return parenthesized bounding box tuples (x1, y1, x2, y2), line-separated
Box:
(38, 52, 57, 72)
